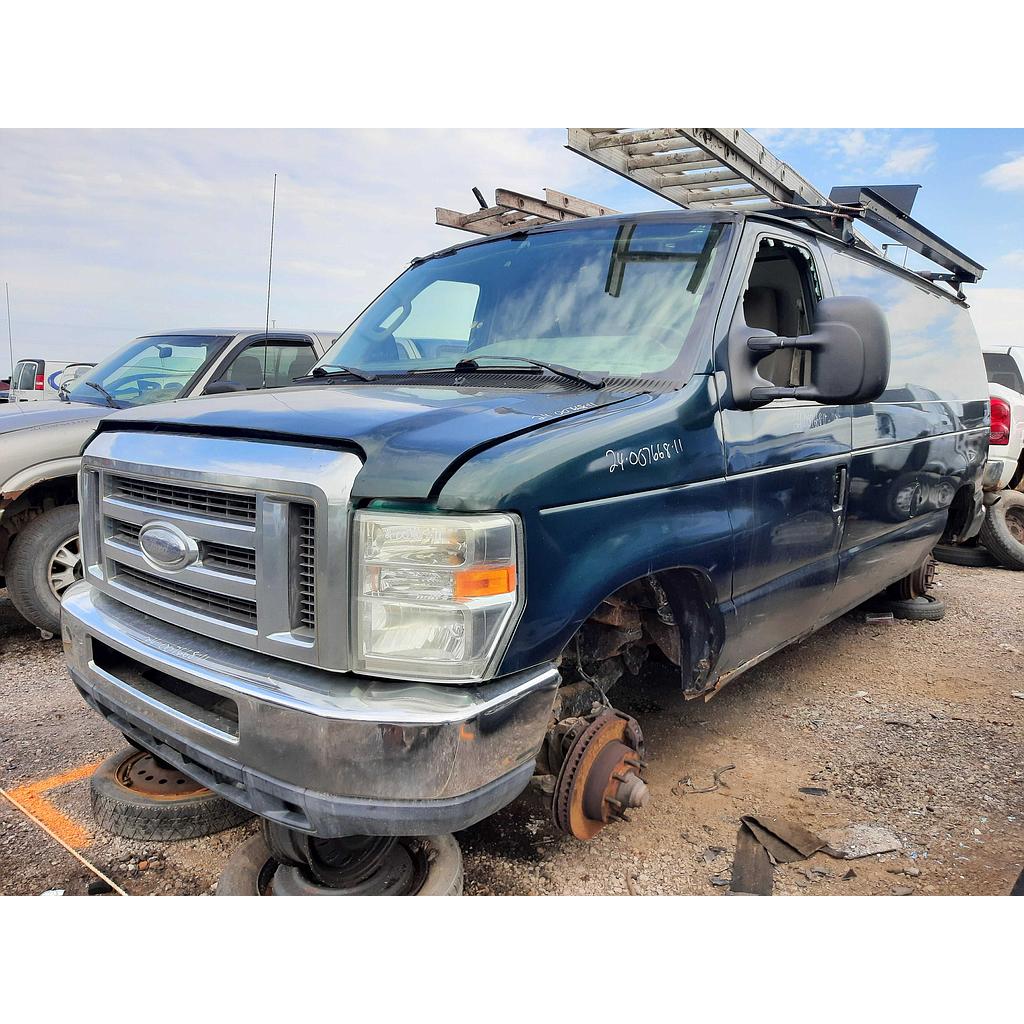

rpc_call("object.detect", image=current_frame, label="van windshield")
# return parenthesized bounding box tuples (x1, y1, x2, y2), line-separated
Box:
(65, 335, 231, 408)
(317, 220, 728, 382)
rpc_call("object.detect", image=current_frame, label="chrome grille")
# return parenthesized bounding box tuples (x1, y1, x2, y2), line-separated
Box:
(110, 519, 141, 545)
(107, 517, 256, 579)
(110, 475, 257, 523)
(82, 432, 362, 671)
(296, 505, 315, 630)
(202, 542, 257, 578)
(113, 563, 258, 628)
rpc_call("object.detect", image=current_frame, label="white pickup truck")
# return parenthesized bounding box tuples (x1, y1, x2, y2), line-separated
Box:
(979, 347, 1024, 569)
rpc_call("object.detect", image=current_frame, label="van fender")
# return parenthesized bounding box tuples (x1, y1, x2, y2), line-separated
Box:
(555, 566, 725, 706)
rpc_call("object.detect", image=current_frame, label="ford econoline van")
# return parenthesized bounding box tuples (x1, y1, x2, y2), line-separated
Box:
(62, 209, 989, 893)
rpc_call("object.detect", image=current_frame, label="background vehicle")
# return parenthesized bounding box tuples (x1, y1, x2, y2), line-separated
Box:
(983, 346, 1024, 396)
(985, 381, 1024, 492)
(62, 201, 989, 895)
(8, 358, 71, 402)
(0, 377, 9, 403)
(56, 362, 96, 394)
(977, 380, 1024, 569)
(0, 328, 337, 634)
(937, 353, 1024, 569)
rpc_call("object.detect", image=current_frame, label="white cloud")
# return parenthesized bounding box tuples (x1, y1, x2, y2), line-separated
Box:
(752, 128, 938, 178)
(968, 288, 1024, 347)
(836, 129, 873, 161)
(1001, 250, 1024, 269)
(881, 143, 936, 175)
(982, 154, 1024, 191)
(0, 129, 612, 369)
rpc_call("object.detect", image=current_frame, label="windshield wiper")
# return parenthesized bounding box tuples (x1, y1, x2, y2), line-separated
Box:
(449, 356, 605, 390)
(83, 380, 118, 408)
(298, 364, 378, 383)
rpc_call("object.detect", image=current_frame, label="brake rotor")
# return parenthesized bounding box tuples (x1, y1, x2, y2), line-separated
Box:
(891, 555, 937, 600)
(552, 710, 648, 840)
(114, 750, 210, 800)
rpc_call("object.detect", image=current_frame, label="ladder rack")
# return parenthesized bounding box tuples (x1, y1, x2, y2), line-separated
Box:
(434, 130, 984, 291)
(436, 188, 619, 236)
(567, 128, 828, 209)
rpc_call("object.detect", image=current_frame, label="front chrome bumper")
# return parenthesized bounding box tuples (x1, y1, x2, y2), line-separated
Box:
(62, 583, 559, 837)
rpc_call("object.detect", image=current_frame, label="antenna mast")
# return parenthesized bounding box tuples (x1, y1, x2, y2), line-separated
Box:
(263, 173, 278, 385)
(5, 282, 15, 389)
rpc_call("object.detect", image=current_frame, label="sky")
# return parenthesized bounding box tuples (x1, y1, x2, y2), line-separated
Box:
(1, 128, 1022, 376)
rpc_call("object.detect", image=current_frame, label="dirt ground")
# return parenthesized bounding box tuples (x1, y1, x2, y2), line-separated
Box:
(2, 561, 1022, 896)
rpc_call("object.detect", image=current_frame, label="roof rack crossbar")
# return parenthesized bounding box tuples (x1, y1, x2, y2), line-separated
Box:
(827, 186, 985, 285)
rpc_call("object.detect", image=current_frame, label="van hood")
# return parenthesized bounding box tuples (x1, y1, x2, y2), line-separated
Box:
(95, 384, 645, 499)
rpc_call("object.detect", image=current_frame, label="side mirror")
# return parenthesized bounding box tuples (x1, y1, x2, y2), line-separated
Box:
(728, 295, 890, 409)
(203, 381, 248, 395)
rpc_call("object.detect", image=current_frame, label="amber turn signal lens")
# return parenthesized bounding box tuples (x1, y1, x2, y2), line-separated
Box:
(453, 565, 517, 600)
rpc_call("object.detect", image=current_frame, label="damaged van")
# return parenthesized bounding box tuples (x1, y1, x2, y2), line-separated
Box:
(62, 205, 988, 894)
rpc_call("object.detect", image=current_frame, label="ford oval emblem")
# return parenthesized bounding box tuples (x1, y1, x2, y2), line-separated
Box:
(138, 521, 199, 571)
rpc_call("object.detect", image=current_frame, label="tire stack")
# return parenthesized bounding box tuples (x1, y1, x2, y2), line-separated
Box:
(935, 491, 1024, 572)
(90, 746, 252, 841)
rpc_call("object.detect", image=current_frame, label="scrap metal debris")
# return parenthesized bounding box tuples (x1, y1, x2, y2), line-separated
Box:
(675, 764, 735, 795)
(729, 814, 827, 895)
(799, 787, 829, 797)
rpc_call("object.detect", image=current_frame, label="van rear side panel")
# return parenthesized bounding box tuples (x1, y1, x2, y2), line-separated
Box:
(823, 247, 989, 610)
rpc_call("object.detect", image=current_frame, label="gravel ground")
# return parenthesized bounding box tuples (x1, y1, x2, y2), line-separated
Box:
(2, 562, 1022, 896)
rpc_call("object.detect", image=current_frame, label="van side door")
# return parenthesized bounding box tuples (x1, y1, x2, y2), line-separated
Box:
(715, 225, 852, 670)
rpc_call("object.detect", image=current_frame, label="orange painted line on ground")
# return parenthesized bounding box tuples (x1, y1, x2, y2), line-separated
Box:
(6, 760, 102, 850)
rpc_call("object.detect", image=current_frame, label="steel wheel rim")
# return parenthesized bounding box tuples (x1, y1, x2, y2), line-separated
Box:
(1006, 507, 1024, 544)
(48, 534, 83, 599)
(113, 749, 211, 800)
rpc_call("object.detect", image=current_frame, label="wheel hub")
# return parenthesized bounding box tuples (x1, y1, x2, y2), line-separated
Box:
(114, 750, 210, 800)
(890, 555, 937, 601)
(552, 710, 648, 840)
(1006, 507, 1024, 544)
(273, 841, 420, 895)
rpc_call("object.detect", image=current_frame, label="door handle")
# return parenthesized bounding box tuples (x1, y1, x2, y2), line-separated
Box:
(832, 465, 848, 511)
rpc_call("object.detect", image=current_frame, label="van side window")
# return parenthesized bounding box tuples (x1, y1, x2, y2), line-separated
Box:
(824, 247, 987, 401)
(740, 238, 821, 388)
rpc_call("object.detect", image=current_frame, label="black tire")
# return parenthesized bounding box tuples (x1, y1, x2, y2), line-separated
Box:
(932, 542, 996, 568)
(876, 595, 946, 621)
(217, 833, 463, 896)
(979, 491, 1024, 571)
(90, 746, 253, 841)
(6, 504, 82, 634)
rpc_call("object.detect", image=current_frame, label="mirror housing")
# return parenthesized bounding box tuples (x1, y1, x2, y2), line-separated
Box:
(203, 381, 248, 395)
(728, 295, 890, 409)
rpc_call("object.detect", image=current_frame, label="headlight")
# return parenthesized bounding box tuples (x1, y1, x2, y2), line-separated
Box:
(353, 510, 522, 681)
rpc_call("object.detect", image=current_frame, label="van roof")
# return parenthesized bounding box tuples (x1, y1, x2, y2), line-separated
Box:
(420, 208, 973, 308)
